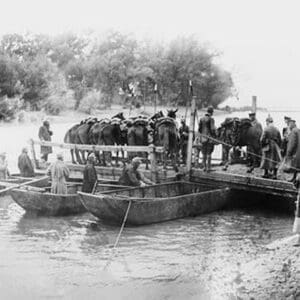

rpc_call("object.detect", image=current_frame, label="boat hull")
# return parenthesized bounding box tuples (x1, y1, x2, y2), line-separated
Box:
(10, 183, 129, 216)
(78, 182, 231, 225)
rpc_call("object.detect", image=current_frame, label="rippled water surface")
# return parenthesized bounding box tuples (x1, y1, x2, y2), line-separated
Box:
(0, 196, 293, 300)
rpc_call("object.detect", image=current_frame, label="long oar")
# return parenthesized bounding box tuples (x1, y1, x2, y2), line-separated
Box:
(0, 176, 49, 195)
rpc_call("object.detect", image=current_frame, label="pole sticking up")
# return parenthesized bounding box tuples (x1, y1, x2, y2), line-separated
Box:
(154, 83, 157, 113)
(252, 95, 257, 113)
(293, 186, 300, 245)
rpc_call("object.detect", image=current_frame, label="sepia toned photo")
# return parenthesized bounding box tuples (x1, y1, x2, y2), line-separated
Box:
(0, 0, 299, 299)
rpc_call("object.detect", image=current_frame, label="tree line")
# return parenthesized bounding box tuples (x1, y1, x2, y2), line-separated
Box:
(0, 31, 235, 120)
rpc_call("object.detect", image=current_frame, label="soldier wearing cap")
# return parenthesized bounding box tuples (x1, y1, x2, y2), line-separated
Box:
(38, 120, 53, 162)
(286, 119, 300, 183)
(179, 118, 189, 164)
(282, 116, 291, 157)
(82, 153, 97, 193)
(118, 157, 154, 186)
(198, 106, 216, 172)
(47, 153, 70, 194)
(247, 112, 263, 169)
(260, 116, 282, 179)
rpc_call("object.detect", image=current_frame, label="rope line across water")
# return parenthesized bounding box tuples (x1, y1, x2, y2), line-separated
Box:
(194, 110, 300, 172)
(103, 200, 132, 270)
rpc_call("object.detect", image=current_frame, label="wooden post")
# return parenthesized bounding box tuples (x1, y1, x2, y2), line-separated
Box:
(252, 96, 257, 113)
(154, 84, 157, 113)
(29, 139, 37, 169)
(149, 144, 157, 183)
(293, 187, 300, 245)
(186, 96, 196, 176)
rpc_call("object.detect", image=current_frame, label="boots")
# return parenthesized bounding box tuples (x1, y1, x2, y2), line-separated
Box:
(207, 155, 213, 172)
(202, 155, 207, 172)
(262, 169, 269, 178)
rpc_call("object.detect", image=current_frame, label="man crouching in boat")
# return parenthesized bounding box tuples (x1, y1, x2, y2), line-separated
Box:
(47, 153, 70, 194)
(119, 157, 154, 187)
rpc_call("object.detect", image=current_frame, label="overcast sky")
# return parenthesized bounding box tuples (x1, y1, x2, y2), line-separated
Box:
(1, 0, 300, 109)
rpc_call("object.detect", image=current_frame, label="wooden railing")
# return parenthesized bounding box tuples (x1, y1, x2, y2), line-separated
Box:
(28, 139, 164, 181)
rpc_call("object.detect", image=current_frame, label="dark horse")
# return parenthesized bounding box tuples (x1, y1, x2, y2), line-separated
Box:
(229, 118, 262, 172)
(127, 117, 152, 169)
(154, 109, 179, 171)
(64, 117, 98, 164)
(89, 113, 125, 166)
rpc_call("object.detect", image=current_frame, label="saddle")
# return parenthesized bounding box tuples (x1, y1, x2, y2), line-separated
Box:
(155, 117, 177, 128)
(99, 118, 110, 125)
(133, 118, 148, 127)
(239, 118, 252, 127)
(80, 117, 98, 125)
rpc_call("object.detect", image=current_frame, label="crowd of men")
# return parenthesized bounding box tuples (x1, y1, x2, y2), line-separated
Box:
(194, 106, 300, 182)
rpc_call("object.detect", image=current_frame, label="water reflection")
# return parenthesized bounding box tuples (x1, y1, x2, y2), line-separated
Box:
(0, 200, 294, 299)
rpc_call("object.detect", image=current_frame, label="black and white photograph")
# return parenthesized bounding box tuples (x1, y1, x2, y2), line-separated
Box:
(0, 0, 299, 299)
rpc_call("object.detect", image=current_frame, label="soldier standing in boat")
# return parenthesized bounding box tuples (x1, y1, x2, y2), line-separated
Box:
(47, 153, 70, 194)
(0, 152, 9, 180)
(260, 116, 282, 179)
(198, 106, 216, 172)
(18, 147, 34, 177)
(38, 120, 53, 162)
(82, 153, 97, 193)
(118, 157, 154, 187)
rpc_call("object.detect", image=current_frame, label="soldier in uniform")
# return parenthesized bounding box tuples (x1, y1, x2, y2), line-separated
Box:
(118, 157, 154, 187)
(198, 106, 216, 172)
(281, 116, 291, 157)
(248, 112, 263, 168)
(82, 153, 97, 193)
(38, 120, 53, 162)
(18, 147, 34, 177)
(260, 116, 282, 179)
(179, 118, 189, 164)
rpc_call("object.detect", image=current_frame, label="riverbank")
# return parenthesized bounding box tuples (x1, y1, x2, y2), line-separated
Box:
(237, 235, 300, 299)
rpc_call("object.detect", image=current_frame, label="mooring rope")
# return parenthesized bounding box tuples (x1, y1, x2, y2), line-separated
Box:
(194, 110, 300, 172)
(103, 200, 132, 270)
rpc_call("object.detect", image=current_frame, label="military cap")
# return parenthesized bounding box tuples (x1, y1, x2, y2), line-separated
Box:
(284, 116, 291, 120)
(266, 116, 273, 123)
(249, 112, 256, 116)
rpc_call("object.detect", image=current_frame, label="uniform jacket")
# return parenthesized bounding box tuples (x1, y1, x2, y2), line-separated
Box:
(38, 125, 53, 155)
(82, 163, 97, 193)
(198, 114, 216, 144)
(118, 164, 142, 186)
(286, 127, 300, 170)
(18, 153, 34, 177)
(47, 160, 70, 194)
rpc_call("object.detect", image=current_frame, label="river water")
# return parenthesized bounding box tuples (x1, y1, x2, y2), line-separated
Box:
(0, 110, 297, 299)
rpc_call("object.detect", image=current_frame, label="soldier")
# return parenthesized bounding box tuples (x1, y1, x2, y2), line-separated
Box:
(198, 106, 216, 172)
(38, 120, 53, 162)
(47, 153, 70, 194)
(0, 152, 9, 180)
(18, 147, 34, 177)
(118, 157, 154, 187)
(286, 119, 300, 183)
(247, 112, 263, 168)
(82, 153, 97, 193)
(281, 116, 291, 157)
(179, 118, 189, 164)
(260, 116, 282, 179)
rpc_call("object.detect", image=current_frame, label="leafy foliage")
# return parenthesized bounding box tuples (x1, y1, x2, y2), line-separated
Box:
(0, 31, 235, 121)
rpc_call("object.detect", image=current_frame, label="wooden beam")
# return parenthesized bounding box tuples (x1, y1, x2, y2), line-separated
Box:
(29, 140, 164, 154)
(186, 97, 196, 175)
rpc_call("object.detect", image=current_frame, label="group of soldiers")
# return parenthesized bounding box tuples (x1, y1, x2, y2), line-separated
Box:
(189, 105, 300, 181)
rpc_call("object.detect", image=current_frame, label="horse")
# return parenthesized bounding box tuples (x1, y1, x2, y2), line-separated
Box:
(64, 117, 98, 164)
(89, 115, 125, 166)
(127, 117, 150, 169)
(229, 118, 262, 172)
(154, 115, 179, 171)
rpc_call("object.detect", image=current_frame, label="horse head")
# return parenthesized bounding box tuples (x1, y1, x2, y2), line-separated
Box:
(150, 111, 164, 121)
(167, 108, 178, 119)
(112, 112, 125, 120)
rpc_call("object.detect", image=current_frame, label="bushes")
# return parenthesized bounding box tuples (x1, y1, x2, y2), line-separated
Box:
(78, 90, 104, 114)
(0, 96, 23, 121)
